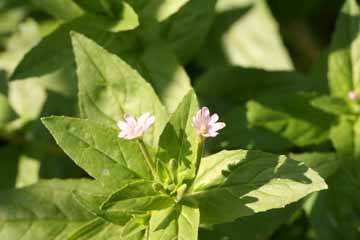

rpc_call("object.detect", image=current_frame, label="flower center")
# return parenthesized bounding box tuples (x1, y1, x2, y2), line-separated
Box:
(199, 125, 208, 134)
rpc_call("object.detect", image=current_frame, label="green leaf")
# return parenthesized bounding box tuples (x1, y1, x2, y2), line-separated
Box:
(8, 79, 47, 120)
(120, 216, 148, 240)
(199, 202, 300, 240)
(101, 180, 174, 213)
(149, 205, 199, 240)
(42, 116, 152, 187)
(159, 0, 217, 63)
(311, 95, 354, 115)
(247, 92, 334, 147)
(305, 170, 360, 240)
(0, 179, 98, 240)
(195, 67, 311, 112)
(11, 17, 190, 113)
(0, 19, 41, 75)
(328, 0, 360, 97)
(208, 106, 294, 153)
(67, 218, 124, 240)
(198, 0, 293, 70)
(71, 32, 167, 151)
(289, 152, 339, 179)
(185, 150, 327, 224)
(127, 0, 190, 22)
(330, 117, 360, 179)
(157, 90, 200, 183)
(30, 0, 84, 21)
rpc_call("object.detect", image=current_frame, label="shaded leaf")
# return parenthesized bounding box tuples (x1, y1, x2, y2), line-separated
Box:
(185, 150, 327, 224)
(157, 90, 200, 183)
(71, 32, 167, 150)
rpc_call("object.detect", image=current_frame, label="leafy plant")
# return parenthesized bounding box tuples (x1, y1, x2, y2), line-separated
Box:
(0, 32, 327, 239)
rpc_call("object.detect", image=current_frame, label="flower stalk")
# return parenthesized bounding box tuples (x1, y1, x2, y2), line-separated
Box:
(137, 139, 158, 181)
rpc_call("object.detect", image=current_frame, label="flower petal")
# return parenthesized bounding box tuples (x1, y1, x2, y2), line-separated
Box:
(145, 115, 155, 129)
(201, 107, 210, 119)
(210, 122, 226, 132)
(124, 113, 137, 127)
(209, 113, 219, 124)
(117, 121, 128, 131)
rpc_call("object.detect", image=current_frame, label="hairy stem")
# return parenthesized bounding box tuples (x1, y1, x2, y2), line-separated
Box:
(137, 139, 158, 181)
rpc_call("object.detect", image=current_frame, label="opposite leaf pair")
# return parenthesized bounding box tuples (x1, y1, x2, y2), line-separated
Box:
(41, 32, 327, 240)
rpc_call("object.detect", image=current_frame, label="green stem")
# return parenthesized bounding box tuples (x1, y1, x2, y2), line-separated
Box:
(137, 139, 158, 181)
(186, 137, 205, 193)
(195, 137, 205, 177)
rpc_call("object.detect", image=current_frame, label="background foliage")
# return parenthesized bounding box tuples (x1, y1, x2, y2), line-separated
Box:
(0, 0, 358, 239)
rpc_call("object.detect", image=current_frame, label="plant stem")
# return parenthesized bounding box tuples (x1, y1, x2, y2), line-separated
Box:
(186, 137, 205, 193)
(137, 139, 158, 181)
(194, 137, 205, 177)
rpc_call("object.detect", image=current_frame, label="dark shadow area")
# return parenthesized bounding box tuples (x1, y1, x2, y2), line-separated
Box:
(208, 106, 294, 154)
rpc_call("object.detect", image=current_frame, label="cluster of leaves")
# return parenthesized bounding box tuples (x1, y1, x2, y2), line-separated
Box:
(0, 0, 357, 239)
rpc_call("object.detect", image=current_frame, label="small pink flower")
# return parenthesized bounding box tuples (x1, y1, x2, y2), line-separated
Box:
(117, 112, 155, 140)
(192, 107, 226, 138)
(348, 91, 357, 100)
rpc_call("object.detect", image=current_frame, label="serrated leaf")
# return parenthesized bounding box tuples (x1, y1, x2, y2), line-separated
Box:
(42, 116, 152, 187)
(148, 205, 199, 240)
(0, 179, 97, 240)
(328, 0, 360, 97)
(247, 92, 334, 147)
(71, 32, 167, 151)
(157, 90, 200, 183)
(198, 0, 293, 70)
(185, 150, 327, 224)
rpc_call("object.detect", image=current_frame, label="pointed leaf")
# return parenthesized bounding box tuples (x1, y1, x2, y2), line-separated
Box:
(42, 116, 151, 187)
(247, 92, 333, 147)
(185, 150, 327, 224)
(71, 32, 167, 150)
(157, 90, 200, 183)
(148, 205, 199, 240)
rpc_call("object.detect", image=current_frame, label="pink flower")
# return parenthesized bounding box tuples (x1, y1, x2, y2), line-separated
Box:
(348, 91, 357, 100)
(192, 107, 226, 138)
(117, 112, 155, 140)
